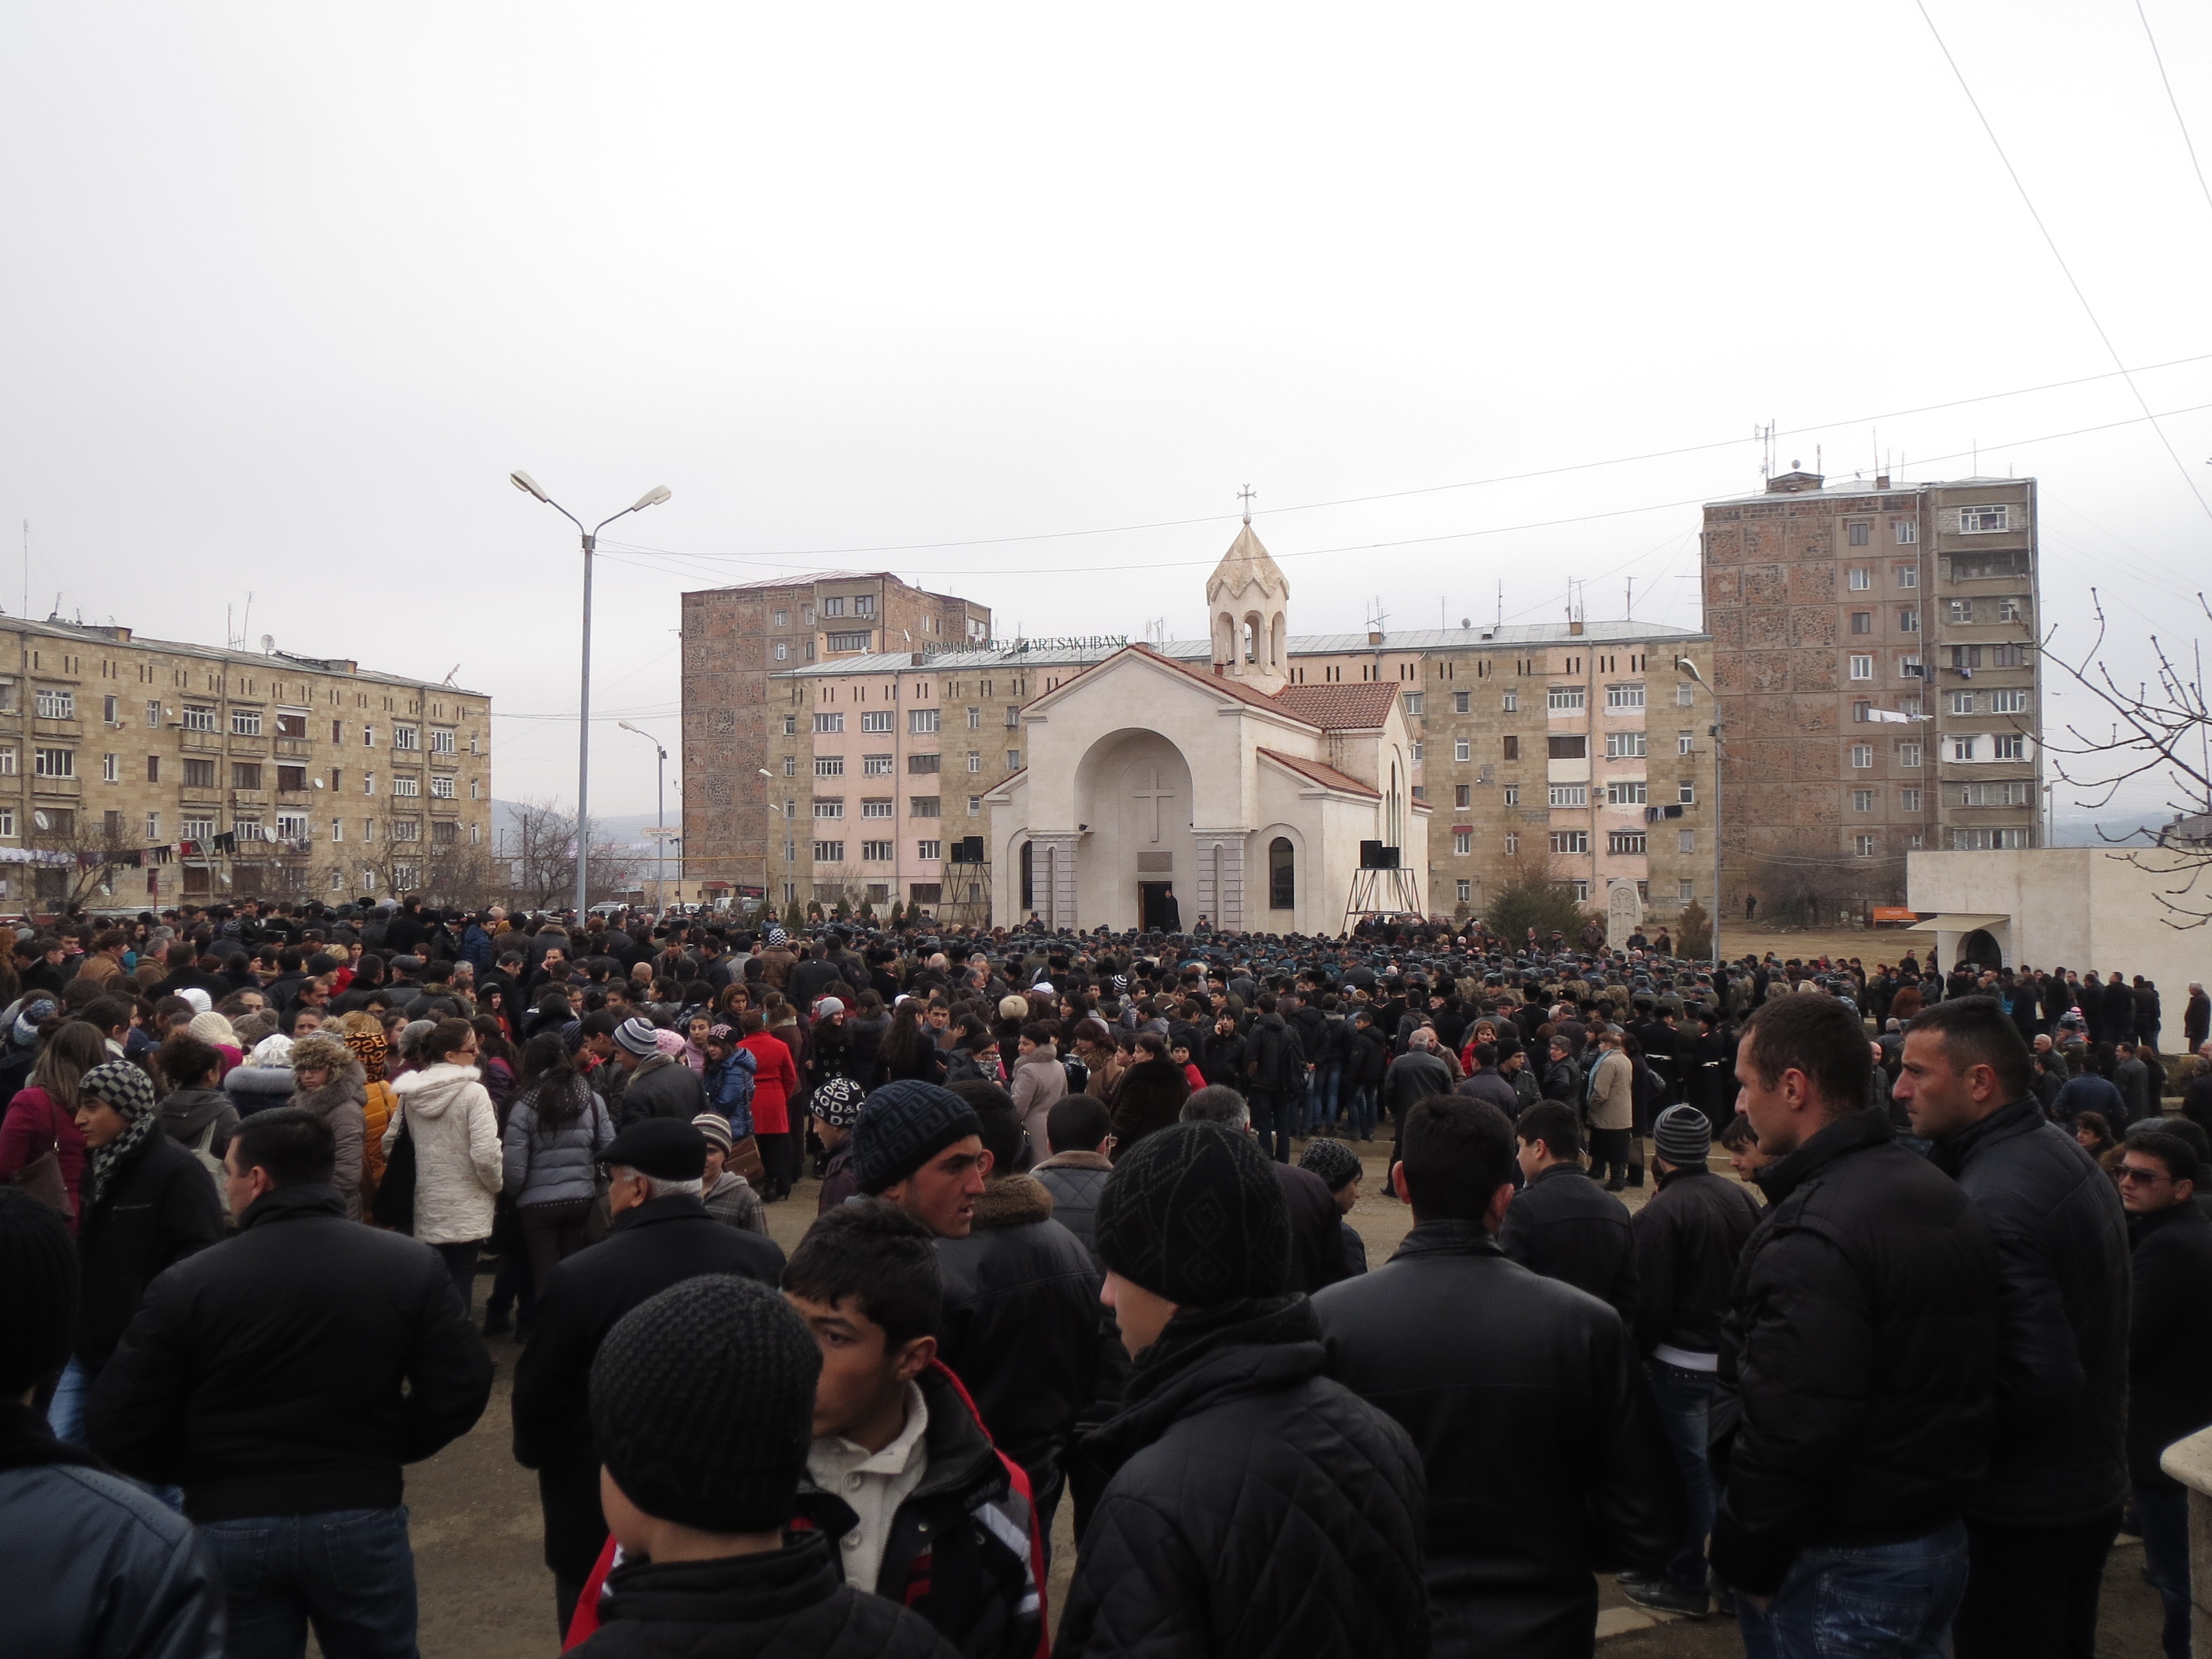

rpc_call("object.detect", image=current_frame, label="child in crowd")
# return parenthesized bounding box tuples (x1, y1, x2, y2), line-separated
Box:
(1298, 1136, 1370, 1277)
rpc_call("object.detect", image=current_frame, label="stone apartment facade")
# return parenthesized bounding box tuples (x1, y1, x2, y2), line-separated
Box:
(679, 574, 991, 899)
(1701, 472, 2042, 914)
(761, 617, 1717, 931)
(0, 617, 492, 910)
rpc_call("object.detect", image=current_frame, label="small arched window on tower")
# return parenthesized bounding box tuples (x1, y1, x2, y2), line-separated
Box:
(1243, 615, 1261, 664)
(1270, 612, 1286, 669)
(1269, 837, 1295, 910)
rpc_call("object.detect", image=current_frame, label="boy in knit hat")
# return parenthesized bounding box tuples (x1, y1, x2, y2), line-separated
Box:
(847, 1079, 988, 1238)
(783, 1203, 1047, 1659)
(566, 1273, 952, 1658)
(810, 1075, 868, 1214)
(1058, 1121, 1429, 1659)
(1298, 1137, 1370, 1278)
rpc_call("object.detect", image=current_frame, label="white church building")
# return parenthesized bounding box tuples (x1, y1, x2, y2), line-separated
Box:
(984, 523, 1428, 933)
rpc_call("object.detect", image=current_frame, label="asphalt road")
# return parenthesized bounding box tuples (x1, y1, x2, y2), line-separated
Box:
(401, 1145, 2167, 1657)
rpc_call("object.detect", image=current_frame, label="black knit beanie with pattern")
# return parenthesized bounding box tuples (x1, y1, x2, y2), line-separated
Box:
(1096, 1121, 1290, 1306)
(0, 1187, 79, 1395)
(589, 1275, 821, 1533)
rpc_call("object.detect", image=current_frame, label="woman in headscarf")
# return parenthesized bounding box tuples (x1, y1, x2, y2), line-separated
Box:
(335, 1010, 397, 1209)
(53, 1057, 223, 1444)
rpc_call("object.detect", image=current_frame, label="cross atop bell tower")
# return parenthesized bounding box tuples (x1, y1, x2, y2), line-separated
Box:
(1205, 500, 1291, 695)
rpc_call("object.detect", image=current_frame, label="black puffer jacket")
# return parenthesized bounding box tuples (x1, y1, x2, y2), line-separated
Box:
(1711, 1109, 2000, 1598)
(934, 1175, 1101, 1503)
(0, 1400, 224, 1659)
(76, 1131, 226, 1372)
(1030, 1151, 1111, 1264)
(1057, 1295, 1430, 1659)
(571, 1532, 955, 1659)
(1496, 1162, 1638, 1327)
(1629, 1166, 1764, 1361)
(2130, 1202, 2212, 1488)
(1932, 1096, 2130, 1526)
(1314, 1221, 1677, 1659)
(87, 1184, 491, 1521)
(513, 1195, 787, 1582)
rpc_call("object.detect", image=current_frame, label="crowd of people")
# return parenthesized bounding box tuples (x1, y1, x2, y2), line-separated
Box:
(0, 893, 2208, 1659)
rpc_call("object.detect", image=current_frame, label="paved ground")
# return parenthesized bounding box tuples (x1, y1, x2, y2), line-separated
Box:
(403, 1144, 2168, 1657)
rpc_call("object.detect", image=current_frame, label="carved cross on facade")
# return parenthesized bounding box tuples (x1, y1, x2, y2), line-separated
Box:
(1131, 767, 1177, 843)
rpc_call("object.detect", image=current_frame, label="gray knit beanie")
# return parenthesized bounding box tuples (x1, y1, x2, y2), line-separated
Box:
(1298, 1136, 1364, 1195)
(589, 1275, 820, 1532)
(1653, 1103, 1712, 1167)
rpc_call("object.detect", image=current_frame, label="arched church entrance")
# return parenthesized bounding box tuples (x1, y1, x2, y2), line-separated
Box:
(1073, 728, 1198, 933)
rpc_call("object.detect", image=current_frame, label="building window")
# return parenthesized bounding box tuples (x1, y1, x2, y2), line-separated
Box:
(814, 712, 844, 734)
(1605, 731, 1647, 759)
(1451, 830, 1473, 856)
(1899, 742, 1923, 768)
(430, 774, 455, 799)
(1898, 608, 1919, 632)
(1456, 879, 1473, 903)
(1548, 784, 1587, 808)
(1549, 830, 1589, 854)
(862, 799, 893, 819)
(910, 709, 940, 734)
(862, 754, 893, 776)
(1604, 683, 1644, 709)
(1409, 741, 1424, 762)
(1453, 784, 1472, 808)
(1848, 569, 1872, 591)
(966, 751, 982, 773)
(1854, 834, 1879, 857)
(392, 725, 417, 751)
(1267, 837, 1296, 909)
(774, 642, 788, 662)
(1949, 690, 1977, 716)
(1959, 505, 2009, 533)
(181, 817, 215, 841)
(100, 752, 118, 782)
(1502, 785, 1520, 806)
(1403, 693, 1424, 716)
(1608, 831, 1647, 854)
(182, 704, 216, 732)
(782, 756, 797, 776)
(826, 632, 870, 652)
(1503, 833, 1520, 854)
(35, 687, 73, 720)
(1546, 686, 1585, 711)
(1991, 643, 2028, 668)
(1502, 690, 1518, 712)
(34, 748, 74, 779)
(813, 840, 845, 862)
(1570, 879, 1591, 902)
(862, 839, 894, 862)
(183, 758, 216, 788)
(1546, 735, 1587, 760)
(146, 699, 162, 726)
(967, 796, 982, 816)
(1894, 521, 1919, 546)
(1450, 739, 1469, 762)
(146, 813, 159, 839)
(1851, 612, 1872, 635)
(1853, 788, 1875, 811)
(1951, 737, 1977, 762)
(917, 839, 943, 861)
(1848, 521, 1871, 546)
(910, 796, 940, 818)
(1501, 735, 1520, 760)
(1005, 749, 1021, 770)
(967, 707, 982, 729)
(861, 711, 894, 734)
(276, 813, 310, 840)
(1992, 689, 2029, 715)
(815, 756, 845, 777)
(773, 609, 788, 626)
(854, 595, 874, 617)
(1850, 743, 1874, 768)
(1992, 734, 2026, 760)
(1604, 781, 1647, 806)
(821, 597, 845, 617)
(1849, 655, 1874, 681)
(1677, 780, 1695, 804)
(1453, 691, 1470, 714)
(1678, 829, 1696, 853)
(814, 797, 845, 819)
(907, 753, 940, 775)
(1998, 597, 2025, 623)
(1900, 787, 1922, 811)
(1949, 599, 1974, 624)
(429, 728, 455, 754)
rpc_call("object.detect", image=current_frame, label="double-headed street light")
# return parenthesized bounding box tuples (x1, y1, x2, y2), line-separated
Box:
(618, 722, 671, 912)
(509, 472, 671, 918)
(1675, 657, 1723, 966)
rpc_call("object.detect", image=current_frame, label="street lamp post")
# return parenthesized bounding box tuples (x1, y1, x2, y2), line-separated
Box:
(757, 766, 776, 924)
(509, 473, 671, 919)
(618, 722, 669, 912)
(1674, 657, 1723, 966)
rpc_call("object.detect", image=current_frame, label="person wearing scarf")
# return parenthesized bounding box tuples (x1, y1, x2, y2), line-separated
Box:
(51, 1059, 224, 1447)
(338, 1011, 398, 1206)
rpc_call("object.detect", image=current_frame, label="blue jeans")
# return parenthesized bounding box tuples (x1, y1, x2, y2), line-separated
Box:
(200, 1506, 419, 1659)
(1644, 1359, 1715, 1590)
(1736, 1521, 1968, 1659)
(1248, 1091, 1292, 1162)
(1346, 1084, 1376, 1139)
(50, 1355, 185, 1512)
(2135, 1482, 2191, 1659)
(1312, 1063, 1342, 1131)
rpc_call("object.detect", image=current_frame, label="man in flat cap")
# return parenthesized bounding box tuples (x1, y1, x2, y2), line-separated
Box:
(512, 1118, 788, 1636)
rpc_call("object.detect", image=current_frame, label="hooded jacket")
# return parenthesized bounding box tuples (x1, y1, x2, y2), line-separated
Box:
(1315, 1220, 1678, 1659)
(934, 1176, 1101, 1506)
(384, 1062, 503, 1245)
(288, 1062, 368, 1221)
(1057, 1295, 1431, 1659)
(1242, 1011, 1305, 1096)
(156, 1087, 240, 1164)
(503, 1081, 616, 1208)
(87, 1182, 492, 1521)
(1008, 1044, 1067, 1160)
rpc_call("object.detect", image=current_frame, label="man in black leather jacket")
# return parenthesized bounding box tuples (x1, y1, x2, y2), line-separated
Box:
(1899, 997, 2130, 1659)
(1, 1188, 225, 1659)
(1316, 1099, 1678, 1658)
(1498, 1102, 1638, 1326)
(1059, 1121, 1430, 1659)
(1712, 995, 2000, 1654)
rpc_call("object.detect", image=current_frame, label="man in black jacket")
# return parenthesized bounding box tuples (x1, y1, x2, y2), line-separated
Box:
(88, 1108, 492, 1658)
(1712, 994, 2000, 1654)
(1241, 994, 1305, 1163)
(2117, 1129, 2212, 1659)
(1898, 996, 2130, 1659)
(1316, 1099, 1678, 1658)
(1618, 1104, 1764, 1619)
(1059, 1121, 1430, 1659)
(1184, 1085, 1350, 1296)
(1498, 1101, 1637, 1325)
(512, 1118, 786, 1633)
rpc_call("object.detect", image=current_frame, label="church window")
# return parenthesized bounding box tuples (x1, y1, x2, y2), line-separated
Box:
(1268, 838, 1295, 910)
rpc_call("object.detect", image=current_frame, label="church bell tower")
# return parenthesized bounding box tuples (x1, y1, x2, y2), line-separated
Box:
(1206, 495, 1291, 696)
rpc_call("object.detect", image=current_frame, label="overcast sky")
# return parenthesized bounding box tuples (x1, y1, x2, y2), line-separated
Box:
(3, 2, 2207, 820)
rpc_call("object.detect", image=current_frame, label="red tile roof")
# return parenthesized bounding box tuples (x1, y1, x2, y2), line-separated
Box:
(1257, 748, 1380, 798)
(1270, 682, 1401, 730)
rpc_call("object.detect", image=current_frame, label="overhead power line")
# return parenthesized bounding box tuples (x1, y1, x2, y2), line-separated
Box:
(2134, 0, 2212, 221)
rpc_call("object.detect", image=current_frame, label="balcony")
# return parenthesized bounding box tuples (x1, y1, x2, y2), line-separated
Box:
(229, 789, 270, 808)
(180, 729, 224, 751)
(29, 775, 80, 799)
(274, 738, 312, 759)
(275, 789, 313, 807)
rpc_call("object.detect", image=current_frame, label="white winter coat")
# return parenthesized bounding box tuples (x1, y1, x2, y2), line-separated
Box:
(384, 1062, 503, 1245)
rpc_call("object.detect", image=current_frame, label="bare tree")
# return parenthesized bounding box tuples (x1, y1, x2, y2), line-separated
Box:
(24, 806, 140, 910)
(2041, 589, 2212, 927)
(498, 799, 640, 911)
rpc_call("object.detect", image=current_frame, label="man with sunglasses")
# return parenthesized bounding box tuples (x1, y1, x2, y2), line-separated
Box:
(2118, 1130, 2212, 1659)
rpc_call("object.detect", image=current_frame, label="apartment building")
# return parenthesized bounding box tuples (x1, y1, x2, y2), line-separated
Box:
(679, 573, 991, 899)
(1701, 471, 2042, 912)
(764, 618, 1716, 928)
(0, 617, 493, 908)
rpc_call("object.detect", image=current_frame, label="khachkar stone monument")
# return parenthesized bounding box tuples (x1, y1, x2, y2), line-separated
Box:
(1606, 877, 1643, 951)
